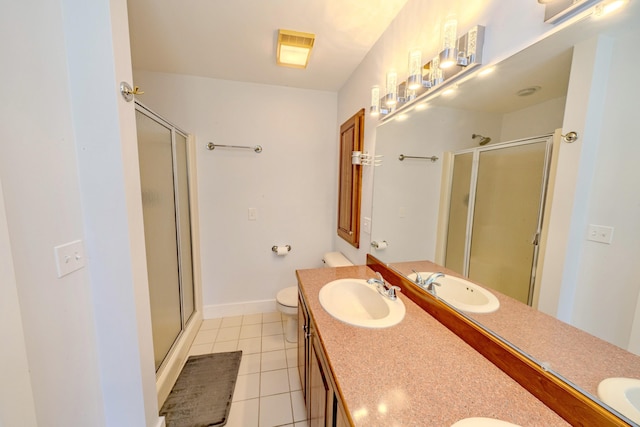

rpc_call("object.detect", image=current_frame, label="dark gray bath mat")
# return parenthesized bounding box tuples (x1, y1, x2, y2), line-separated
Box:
(160, 351, 242, 427)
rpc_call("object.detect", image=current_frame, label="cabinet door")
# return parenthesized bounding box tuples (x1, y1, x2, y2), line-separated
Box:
(309, 337, 330, 427)
(298, 295, 308, 400)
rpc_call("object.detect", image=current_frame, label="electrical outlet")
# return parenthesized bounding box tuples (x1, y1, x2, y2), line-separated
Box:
(587, 224, 614, 244)
(54, 240, 85, 278)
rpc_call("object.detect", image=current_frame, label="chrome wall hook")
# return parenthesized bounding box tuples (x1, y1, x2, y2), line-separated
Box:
(561, 131, 578, 143)
(120, 82, 144, 102)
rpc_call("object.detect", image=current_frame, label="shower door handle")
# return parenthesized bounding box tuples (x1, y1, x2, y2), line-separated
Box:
(531, 232, 540, 246)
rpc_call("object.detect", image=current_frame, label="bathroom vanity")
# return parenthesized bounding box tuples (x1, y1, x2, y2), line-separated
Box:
(296, 264, 570, 426)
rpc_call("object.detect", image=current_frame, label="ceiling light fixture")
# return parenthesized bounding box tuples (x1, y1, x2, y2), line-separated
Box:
(517, 86, 542, 97)
(594, 0, 626, 17)
(276, 29, 315, 69)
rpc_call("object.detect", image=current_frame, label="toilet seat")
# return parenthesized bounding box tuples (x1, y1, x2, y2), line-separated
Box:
(276, 286, 298, 308)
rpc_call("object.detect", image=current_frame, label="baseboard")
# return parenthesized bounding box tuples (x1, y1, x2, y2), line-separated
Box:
(155, 416, 166, 427)
(203, 299, 277, 319)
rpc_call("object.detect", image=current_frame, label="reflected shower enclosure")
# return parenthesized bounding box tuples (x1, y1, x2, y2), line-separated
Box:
(445, 136, 552, 304)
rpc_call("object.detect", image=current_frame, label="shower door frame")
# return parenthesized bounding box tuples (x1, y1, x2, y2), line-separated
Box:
(442, 135, 554, 306)
(134, 101, 203, 405)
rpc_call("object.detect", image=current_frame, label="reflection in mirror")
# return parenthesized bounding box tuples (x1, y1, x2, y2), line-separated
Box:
(370, 1, 640, 420)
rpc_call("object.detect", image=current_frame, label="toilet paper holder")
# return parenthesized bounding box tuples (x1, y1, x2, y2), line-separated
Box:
(371, 240, 388, 250)
(272, 245, 292, 253)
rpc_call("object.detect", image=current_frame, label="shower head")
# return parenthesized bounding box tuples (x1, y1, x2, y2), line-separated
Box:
(472, 133, 491, 146)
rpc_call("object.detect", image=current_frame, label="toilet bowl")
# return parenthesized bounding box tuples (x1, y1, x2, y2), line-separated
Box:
(276, 286, 299, 343)
(276, 252, 354, 343)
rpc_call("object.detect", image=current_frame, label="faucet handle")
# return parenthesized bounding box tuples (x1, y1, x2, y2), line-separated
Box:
(411, 269, 423, 284)
(387, 285, 401, 300)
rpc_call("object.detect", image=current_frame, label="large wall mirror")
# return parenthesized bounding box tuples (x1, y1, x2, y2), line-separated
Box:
(370, 1, 640, 421)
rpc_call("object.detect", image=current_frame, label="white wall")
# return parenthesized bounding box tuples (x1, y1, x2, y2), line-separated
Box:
(371, 106, 503, 262)
(0, 180, 37, 427)
(564, 29, 640, 349)
(500, 96, 566, 142)
(133, 71, 337, 316)
(336, 0, 550, 263)
(1, 0, 161, 426)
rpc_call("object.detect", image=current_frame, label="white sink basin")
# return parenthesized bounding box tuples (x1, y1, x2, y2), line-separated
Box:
(318, 278, 405, 328)
(598, 377, 640, 423)
(451, 418, 521, 427)
(407, 272, 499, 314)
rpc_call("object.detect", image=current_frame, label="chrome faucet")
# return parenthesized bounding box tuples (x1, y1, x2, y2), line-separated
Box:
(421, 272, 444, 295)
(367, 272, 401, 301)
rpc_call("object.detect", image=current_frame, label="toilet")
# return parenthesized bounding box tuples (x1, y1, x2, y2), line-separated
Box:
(276, 251, 353, 343)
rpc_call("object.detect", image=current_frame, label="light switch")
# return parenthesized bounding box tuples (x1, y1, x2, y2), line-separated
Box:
(587, 224, 614, 244)
(248, 208, 257, 221)
(399, 207, 407, 218)
(363, 217, 371, 234)
(54, 240, 86, 278)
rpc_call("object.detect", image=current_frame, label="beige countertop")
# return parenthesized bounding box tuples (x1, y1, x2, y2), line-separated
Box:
(297, 265, 569, 427)
(389, 260, 640, 399)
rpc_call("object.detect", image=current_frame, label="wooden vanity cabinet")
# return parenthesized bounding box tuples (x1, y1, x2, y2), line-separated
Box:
(298, 288, 351, 427)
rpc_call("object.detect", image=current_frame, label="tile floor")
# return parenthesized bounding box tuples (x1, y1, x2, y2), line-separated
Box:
(188, 312, 308, 427)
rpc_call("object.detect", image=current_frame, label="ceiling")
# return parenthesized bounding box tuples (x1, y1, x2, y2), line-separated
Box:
(127, 0, 410, 92)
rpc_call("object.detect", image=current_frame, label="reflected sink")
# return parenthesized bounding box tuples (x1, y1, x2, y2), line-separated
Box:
(598, 377, 640, 423)
(318, 278, 405, 328)
(451, 418, 521, 427)
(407, 272, 500, 314)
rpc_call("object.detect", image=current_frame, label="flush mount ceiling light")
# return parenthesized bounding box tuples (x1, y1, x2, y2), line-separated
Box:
(276, 29, 315, 69)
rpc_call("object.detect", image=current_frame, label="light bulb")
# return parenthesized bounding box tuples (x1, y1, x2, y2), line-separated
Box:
(370, 86, 380, 116)
(385, 71, 398, 106)
(407, 50, 423, 90)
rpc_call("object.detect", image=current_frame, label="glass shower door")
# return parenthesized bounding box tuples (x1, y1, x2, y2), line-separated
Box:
(468, 141, 549, 304)
(135, 109, 194, 371)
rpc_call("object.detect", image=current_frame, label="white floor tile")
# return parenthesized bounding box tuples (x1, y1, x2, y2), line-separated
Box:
(261, 350, 288, 372)
(237, 337, 262, 355)
(238, 353, 262, 375)
(233, 372, 260, 402)
(295, 420, 309, 427)
(188, 343, 212, 356)
(260, 369, 291, 396)
(288, 367, 301, 392)
(216, 326, 241, 342)
(227, 398, 259, 427)
(212, 340, 237, 353)
(200, 318, 222, 330)
(242, 313, 262, 325)
(285, 348, 298, 367)
(262, 321, 284, 336)
(259, 393, 293, 427)
(262, 334, 285, 352)
(240, 323, 262, 339)
(291, 390, 306, 422)
(284, 339, 297, 349)
(221, 315, 243, 327)
(262, 311, 283, 323)
(193, 329, 218, 345)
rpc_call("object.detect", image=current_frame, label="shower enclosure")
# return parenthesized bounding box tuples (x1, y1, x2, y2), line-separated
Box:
(444, 136, 553, 305)
(135, 103, 196, 372)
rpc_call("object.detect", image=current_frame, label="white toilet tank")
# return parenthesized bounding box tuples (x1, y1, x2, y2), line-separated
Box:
(322, 252, 353, 268)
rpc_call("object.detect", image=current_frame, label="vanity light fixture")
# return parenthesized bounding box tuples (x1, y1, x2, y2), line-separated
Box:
(407, 50, 423, 90)
(276, 29, 315, 68)
(370, 86, 381, 116)
(439, 16, 458, 69)
(385, 71, 398, 107)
